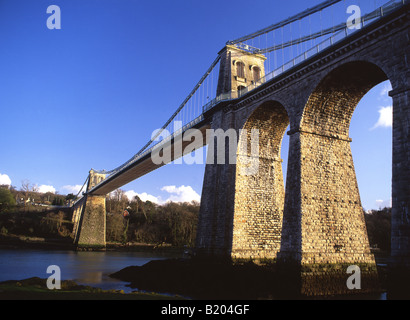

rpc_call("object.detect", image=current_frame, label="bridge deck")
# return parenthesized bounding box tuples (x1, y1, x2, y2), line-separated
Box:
(89, 120, 211, 195)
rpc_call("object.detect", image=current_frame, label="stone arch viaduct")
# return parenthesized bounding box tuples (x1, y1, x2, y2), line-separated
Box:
(72, 3, 409, 296)
(195, 6, 409, 295)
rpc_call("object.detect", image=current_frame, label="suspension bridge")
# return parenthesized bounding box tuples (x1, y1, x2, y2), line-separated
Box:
(71, 0, 410, 297)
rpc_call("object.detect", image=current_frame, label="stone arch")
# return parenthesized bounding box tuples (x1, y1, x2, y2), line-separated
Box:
(231, 100, 289, 260)
(281, 61, 390, 269)
(301, 61, 389, 137)
(276, 60, 396, 295)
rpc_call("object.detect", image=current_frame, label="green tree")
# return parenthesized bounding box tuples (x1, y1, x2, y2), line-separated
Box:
(0, 188, 16, 213)
(365, 207, 391, 251)
(65, 193, 76, 201)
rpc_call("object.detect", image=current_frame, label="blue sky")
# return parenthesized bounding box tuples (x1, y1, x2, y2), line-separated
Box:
(0, 0, 393, 210)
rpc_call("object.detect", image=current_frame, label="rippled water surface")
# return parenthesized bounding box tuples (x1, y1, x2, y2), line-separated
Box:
(0, 248, 179, 292)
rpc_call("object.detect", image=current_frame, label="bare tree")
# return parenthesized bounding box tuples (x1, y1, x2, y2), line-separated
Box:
(109, 189, 128, 214)
(112, 189, 125, 202)
(20, 180, 38, 207)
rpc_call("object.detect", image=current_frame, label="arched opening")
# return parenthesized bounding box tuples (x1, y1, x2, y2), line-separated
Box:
(293, 61, 390, 265)
(232, 100, 289, 260)
(301, 61, 388, 138)
(252, 66, 261, 82)
(236, 61, 245, 79)
(350, 80, 393, 253)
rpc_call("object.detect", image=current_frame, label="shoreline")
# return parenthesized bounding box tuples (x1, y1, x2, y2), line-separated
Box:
(109, 258, 388, 300)
(0, 235, 392, 300)
(0, 234, 188, 254)
(0, 277, 185, 300)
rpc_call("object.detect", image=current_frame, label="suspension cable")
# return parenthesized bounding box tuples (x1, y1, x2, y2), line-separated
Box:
(91, 0, 404, 180)
(94, 54, 222, 176)
(227, 0, 344, 45)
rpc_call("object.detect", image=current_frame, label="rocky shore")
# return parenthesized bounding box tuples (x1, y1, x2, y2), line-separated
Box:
(109, 257, 389, 300)
(110, 258, 288, 300)
(0, 277, 183, 300)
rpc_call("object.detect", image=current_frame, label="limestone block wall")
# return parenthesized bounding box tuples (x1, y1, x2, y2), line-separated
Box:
(87, 170, 106, 191)
(196, 108, 237, 256)
(70, 170, 108, 249)
(217, 45, 266, 97)
(75, 195, 106, 249)
(278, 61, 387, 268)
(232, 102, 289, 260)
(299, 132, 374, 265)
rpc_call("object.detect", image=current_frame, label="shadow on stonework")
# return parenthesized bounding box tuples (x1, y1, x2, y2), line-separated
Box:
(109, 257, 386, 300)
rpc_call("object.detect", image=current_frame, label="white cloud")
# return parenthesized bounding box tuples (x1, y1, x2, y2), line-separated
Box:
(375, 199, 391, 209)
(124, 185, 200, 205)
(375, 200, 383, 207)
(161, 185, 201, 203)
(138, 192, 162, 203)
(125, 190, 162, 204)
(124, 190, 138, 201)
(60, 184, 84, 195)
(371, 106, 392, 130)
(0, 173, 11, 186)
(38, 185, 56, 194)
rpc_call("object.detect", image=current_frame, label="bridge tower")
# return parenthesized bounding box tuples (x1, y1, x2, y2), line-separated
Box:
(72, 170, 107, 250)
(196, 45, 286, 261)
(217, 45, 266, 98)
